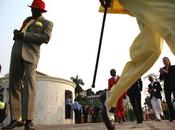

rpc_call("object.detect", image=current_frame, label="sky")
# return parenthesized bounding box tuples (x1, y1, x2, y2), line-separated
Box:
(0, 0, 175, 97)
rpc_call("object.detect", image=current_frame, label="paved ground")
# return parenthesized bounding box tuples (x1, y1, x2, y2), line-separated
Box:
(2, 120, 175, 130)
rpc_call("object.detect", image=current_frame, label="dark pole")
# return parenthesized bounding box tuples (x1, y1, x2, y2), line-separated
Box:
(91, 6, 108, 88)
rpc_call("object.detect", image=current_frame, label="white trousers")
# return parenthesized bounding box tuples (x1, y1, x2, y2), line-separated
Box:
(151, 97, 163, 120)
(106, 0, 175, 107)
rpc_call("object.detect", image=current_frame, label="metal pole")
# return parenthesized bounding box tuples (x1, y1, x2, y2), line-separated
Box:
(91, 6, 108, 88)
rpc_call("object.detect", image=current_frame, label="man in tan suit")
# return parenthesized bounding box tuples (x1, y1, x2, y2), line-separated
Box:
(2, 0, 53, 130)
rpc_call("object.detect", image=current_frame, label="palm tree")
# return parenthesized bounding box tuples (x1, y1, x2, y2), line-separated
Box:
(70, 75, 84, 97)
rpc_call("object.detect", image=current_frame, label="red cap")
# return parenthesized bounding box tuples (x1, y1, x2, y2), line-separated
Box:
(28, 0, 47, 12)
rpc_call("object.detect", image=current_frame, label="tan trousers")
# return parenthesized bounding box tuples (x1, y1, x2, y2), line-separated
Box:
(106, 0, 175, 107)
(9, 51, 36, 120)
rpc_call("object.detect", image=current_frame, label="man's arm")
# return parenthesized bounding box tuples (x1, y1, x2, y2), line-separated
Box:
(24, 20, 53, 44)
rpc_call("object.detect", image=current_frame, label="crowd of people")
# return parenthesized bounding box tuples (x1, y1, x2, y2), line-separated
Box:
(66, 98, 101, 124)
(1, 0, 175, 130)
(1, 56, 175, 126)
(106, 56, 175, 124)
(65, 56, 175, 125)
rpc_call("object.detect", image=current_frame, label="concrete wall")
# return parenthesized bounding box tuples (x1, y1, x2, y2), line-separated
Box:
(35, 76, 75, 124)
(0, 74, 75, 125)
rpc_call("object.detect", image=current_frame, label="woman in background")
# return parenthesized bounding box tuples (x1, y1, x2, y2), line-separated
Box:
(159, 57, 175, 121)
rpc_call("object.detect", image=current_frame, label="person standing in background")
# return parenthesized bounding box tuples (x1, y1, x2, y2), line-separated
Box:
(2, 0, 53, 130)
(148, 76, 164, 121)
(65, 96, 72, 119)
(159, 57, 175, 121)
(73, 99, 82, 124)
(127, 78, 143, 123)
(108, 69, 126, 123)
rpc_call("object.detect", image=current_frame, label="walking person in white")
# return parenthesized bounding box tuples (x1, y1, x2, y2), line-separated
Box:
(148, 76, 164, 121)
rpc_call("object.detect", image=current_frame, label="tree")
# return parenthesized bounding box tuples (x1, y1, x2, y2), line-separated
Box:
(86, 88, 94, 96)
(95, 89, 106, 95)
(78, 96, 89, 106)
(70, 75, 84, 97)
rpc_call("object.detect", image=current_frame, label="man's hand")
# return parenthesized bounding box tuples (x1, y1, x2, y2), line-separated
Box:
(13, 29, 24, 40)
(99, 0, 111, 8)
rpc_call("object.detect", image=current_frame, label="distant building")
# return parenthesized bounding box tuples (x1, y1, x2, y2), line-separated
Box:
(0, 71, 76, 125)
(87, 95, 100, 107)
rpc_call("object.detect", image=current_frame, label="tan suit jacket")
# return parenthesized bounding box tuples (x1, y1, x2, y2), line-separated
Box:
(13, 16, 53, 65)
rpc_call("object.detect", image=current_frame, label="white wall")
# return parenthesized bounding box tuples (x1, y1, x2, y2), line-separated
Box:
(35, 77, 75, 124)
(0, 75, 75, 125)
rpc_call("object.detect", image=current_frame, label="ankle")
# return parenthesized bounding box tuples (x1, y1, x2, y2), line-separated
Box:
(25, 120, 32, 124)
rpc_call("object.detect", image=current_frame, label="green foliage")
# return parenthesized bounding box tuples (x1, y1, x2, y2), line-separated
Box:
(77, 96, 89, 106)
(70, 75, 84, 96)
(126, 109, 135, 121)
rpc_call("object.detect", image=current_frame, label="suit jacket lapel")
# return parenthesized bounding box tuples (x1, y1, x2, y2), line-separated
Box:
(26, 16, 45, 31)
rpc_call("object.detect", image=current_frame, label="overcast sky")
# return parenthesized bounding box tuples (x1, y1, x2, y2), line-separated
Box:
(1, 0, 175, 96)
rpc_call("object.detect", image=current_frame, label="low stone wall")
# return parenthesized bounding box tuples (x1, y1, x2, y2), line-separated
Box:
(35, 76, 75, 125)
(0, 74, 75, 125)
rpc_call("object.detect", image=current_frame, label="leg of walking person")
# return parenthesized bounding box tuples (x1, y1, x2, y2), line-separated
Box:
(129, 95, 142, 123)
(151, 97, 161, 121)
(164, 88, 175, 121)
(106, 0, 175, 108)
(120, 0, 175, 55)
(106, 22, 163, 107)
(155, 99, 164, 119)
(135, 93, 143, 122)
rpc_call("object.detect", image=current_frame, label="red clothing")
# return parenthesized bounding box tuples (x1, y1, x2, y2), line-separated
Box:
(108, 76, 120, 90)
(108, 76, 125, 121)
(115, 96, 125, 121)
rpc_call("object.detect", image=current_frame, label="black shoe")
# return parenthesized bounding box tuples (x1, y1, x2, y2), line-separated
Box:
(160, 115, 165, 120)
(118, 119, 123, 124)
(169, 119, 174, 122)
(137, 120, 143, 124)
(24, 121, 35, 130)
(100, 90, 115, 130)
(0, 103, 7, 123)
(155, 119, 161, 122)
(1, 120, 24, 130)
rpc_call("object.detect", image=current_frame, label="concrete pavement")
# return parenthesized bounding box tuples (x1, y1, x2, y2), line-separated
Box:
(3, 120, 175, 130)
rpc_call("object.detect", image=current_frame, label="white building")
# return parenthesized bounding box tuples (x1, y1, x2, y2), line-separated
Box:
(0, 72, 76, 125)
